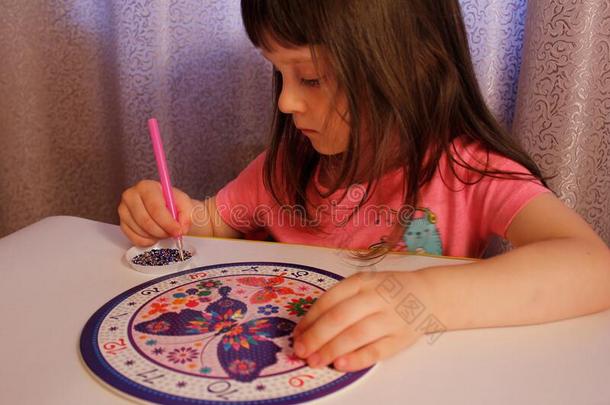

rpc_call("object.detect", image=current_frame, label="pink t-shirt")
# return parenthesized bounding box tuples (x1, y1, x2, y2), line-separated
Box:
(216, 138, 550, 258)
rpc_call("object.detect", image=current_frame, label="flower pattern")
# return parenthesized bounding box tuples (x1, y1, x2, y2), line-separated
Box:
(197, 280, 223, 295)
(257, 304, 279, 315)
(169, 280, 226, 310)
(148, 302, 169, 315)
(227, 359, 257, 376)
(284, 296, 317, 317)
(167, 347, 198, 364)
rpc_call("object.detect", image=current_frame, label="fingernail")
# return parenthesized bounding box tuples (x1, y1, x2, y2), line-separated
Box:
(294, 341, 305, 357)
(307, 353, 320, 368)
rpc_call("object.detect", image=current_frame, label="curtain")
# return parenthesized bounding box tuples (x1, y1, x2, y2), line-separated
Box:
(1, 0, 608, 246)
(0, 0, 271, 236)
(513, 0, 610, 244)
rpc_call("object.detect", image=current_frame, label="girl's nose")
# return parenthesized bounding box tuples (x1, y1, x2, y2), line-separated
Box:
(278, 83, 306, 115)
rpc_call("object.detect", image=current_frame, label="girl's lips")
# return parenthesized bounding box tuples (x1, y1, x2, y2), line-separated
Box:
(298, 128, 317, 133)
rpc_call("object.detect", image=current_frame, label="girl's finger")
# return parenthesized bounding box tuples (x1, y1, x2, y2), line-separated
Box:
(307, 312, 394, 368)
(120, 222, 158, 247)
(119, 202, 155, 240)
(293, 272, 365, 336)
(294, 290, 382, 359)
(129, 192, 175, 239)
(141, 190, 181, 238)
(174, 190, 193, 234)
(333, 334, 415, 372)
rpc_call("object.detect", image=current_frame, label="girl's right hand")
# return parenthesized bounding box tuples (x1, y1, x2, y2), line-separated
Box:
(118, 180, 193, 246)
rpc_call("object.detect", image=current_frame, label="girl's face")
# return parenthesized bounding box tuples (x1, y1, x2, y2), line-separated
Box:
(261, 41, 350, 155)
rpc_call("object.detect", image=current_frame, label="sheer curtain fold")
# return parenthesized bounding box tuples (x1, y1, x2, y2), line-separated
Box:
(461, 0, 528, 130)
(0, 0, 272, 237)
(0, 0, 608, 247)
(512, 0, 610, 243)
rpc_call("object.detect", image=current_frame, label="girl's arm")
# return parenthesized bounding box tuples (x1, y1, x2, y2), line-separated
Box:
(420, 192, 610, 330)
(119, 180, 241, 246)
(291, 193, 610, 372)
(188, 196, 243, 239)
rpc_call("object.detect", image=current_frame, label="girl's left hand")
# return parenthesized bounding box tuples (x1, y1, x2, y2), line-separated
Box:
(292, 270, 433, 372)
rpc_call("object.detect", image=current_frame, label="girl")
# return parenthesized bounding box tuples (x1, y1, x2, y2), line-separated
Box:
(119, 0, 610, 373)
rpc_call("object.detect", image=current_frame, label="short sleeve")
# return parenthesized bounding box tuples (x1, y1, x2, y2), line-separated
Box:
(472, 157, 552, 239)
(215, 152, 268, 234)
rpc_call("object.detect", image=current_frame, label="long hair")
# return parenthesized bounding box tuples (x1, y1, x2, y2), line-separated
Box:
(241, 0, 548, 258)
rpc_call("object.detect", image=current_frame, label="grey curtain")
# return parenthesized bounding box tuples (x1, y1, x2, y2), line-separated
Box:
(1, 0, 608, 246)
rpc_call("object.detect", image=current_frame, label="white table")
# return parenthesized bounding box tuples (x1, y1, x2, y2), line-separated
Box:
(0, 216, 609, 405)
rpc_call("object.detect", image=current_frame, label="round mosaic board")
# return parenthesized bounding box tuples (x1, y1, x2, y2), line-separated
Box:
(80, 262, 373, 404)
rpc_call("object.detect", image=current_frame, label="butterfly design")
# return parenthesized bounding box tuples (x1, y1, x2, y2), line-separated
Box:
(237, 274, 303, 304)
(134, 286, 296, 382)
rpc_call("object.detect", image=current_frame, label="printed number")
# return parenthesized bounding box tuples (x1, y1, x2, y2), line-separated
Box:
(141, 287, 161, 295)
(207, 381, 239, 400)
(291, 270, 309, 278)
(189, 272, 208, 280)
(109, 312, 128, 320)
(136, 368, 165, 385)
(103, 338, 127, 355)
(289, 374, 315, 387)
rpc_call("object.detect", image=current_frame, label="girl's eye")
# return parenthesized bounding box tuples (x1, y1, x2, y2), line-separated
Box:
(300, 78, 321, 87)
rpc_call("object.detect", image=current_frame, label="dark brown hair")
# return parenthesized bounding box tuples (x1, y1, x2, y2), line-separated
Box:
(241, 0, 547, 257)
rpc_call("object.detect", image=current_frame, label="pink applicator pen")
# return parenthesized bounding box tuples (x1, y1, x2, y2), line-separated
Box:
(147, 118, 185, 261)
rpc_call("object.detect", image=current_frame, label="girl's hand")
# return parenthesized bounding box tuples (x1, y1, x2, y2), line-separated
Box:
(118, 180, 193, 246)
(292, 271, 433, 372)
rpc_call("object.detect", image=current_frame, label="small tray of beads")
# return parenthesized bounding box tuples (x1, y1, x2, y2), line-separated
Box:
(125, 239, 197, 275)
